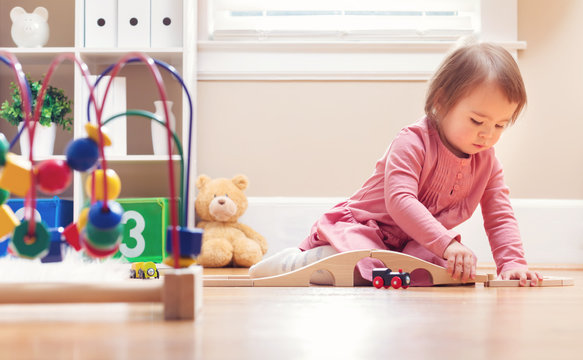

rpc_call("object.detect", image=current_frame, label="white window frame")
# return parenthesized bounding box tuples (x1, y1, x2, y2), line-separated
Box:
(197, 0, 525, 81)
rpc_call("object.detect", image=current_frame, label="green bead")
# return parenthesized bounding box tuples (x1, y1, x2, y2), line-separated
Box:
(85, 221, 123, 250)
(0, 133, 8, 166)
(0, 188, 9, 205)
(10, 220, 50, 259)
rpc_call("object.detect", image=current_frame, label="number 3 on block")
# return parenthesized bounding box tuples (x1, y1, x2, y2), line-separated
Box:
(119, 210, 146, 258)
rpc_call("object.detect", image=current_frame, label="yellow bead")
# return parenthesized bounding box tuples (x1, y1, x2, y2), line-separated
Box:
(0, 153, 31, 197)
(0, 204, 20, 239)
(77, 207, 89, 232)
(85, 169, 121, 200)
(85, 123, 112, 147)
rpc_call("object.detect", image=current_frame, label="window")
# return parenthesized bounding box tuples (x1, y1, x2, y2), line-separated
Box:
(207, 0, 479, 41)
(197, 0, 523, 80)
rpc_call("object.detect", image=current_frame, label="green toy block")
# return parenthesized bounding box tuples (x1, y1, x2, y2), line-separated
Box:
(115, 198, 179, 263)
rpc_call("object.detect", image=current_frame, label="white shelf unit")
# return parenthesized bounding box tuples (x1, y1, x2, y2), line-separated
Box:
(0, 0, 197, 227)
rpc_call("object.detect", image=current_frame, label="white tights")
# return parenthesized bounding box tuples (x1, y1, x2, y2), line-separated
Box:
(249, 246, 339, 285)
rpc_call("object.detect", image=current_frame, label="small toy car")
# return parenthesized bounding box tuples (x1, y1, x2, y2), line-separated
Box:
(130, 261, 159, 279)
(372, 268, 411, 289)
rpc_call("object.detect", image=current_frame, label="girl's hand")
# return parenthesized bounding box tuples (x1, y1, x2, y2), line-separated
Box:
(443, 240, 477, 282)
(500, 269, 543, 287)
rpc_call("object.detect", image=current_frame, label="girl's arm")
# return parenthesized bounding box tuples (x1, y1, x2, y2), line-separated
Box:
(480, 158, 542, 285)
(384, 129, 477, 281)
(480, 158, 528, 273)
(383, 129, 460, 259)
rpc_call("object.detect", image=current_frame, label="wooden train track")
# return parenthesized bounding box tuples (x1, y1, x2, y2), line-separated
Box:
(204, 249, 489, 287)
(203, 249, 574, 288)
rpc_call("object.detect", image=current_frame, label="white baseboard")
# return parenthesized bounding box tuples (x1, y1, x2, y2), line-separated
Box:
(240, 197, 583, 267)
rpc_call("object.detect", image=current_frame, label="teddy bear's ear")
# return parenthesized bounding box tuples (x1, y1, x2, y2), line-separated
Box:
(196, 174, 211, 189)
(231, 175, 249, 191)
(10, 7, 26, 21)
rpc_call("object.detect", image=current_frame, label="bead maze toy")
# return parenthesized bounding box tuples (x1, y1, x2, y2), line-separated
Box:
(0, 50, 202, 320)
(204, 249, 574, 288)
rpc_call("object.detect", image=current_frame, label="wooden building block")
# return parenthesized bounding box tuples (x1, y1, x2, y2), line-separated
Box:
(0, 204, 20, 239)
(485, 276, 574, 287)
(204, 278, 254, 287)
(0, 153, 31, 197)
(162, 266, 203, 320)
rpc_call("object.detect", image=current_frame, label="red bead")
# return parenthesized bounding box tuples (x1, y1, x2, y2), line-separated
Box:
(36, 159, 72, 195)
(80, 232, 119, 258)
(62, 222, 81, 251)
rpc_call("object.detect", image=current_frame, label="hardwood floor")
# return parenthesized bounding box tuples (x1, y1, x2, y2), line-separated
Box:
(0, 268, 581, 360)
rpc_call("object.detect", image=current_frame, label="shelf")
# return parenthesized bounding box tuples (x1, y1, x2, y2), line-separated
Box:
(78, 48, 184, 66)
(0, 0, 197, 226)
(0, 47, 184, 67)
(31, 155, 182, 163)
(106, 155, 182, 163)
(0, 47, 75, 65)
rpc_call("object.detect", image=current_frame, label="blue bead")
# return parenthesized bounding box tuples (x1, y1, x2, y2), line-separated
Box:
(66, 138, 99, 172)
(88, 200, 123, 229)
(166, 227, 203, 257)
(0, 238, 8, 257)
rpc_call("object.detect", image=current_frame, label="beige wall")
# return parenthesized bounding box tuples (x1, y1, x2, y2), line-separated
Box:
(197, 0, 583, 199)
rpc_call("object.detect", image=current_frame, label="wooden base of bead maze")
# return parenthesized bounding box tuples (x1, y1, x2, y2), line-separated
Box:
(0, 266, 203, 321)
(203, 249, 574, 288)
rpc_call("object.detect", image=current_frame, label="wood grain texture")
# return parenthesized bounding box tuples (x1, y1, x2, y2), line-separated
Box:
(0, 269, 579, 360)
(204, 249, 489, 287)
(0, 266, 203, 321)
(485, 276, 574, 287)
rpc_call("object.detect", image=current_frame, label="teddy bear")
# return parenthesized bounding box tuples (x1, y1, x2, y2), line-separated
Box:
(195, 174, 267, 267)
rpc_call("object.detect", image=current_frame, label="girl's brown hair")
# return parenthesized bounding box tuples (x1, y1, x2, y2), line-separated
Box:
(425, 42, 527, 125)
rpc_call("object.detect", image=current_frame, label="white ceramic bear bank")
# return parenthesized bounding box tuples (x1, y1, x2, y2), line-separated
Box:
(10, 7, 50, 48)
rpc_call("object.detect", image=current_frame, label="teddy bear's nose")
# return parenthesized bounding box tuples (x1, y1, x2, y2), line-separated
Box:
(218, 199, 226, 205)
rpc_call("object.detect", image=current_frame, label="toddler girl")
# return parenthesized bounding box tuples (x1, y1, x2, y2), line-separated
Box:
(250, 42, 542, 287)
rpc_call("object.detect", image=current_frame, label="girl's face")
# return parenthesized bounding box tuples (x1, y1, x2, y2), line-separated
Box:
(436, 81, 518, 158)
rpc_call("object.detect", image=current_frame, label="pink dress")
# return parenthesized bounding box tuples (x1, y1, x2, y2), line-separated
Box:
(299, 116, 528, 281)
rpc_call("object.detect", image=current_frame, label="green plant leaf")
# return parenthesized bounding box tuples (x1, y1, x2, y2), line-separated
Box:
(0, 75, 73, 131)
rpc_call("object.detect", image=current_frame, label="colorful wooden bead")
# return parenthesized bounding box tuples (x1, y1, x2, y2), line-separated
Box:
(0, 188, 9, 205)
(80, 231, 120, 258)
(62, 222, 81, 251)
(85, 221, 123, 250)
(66, 138, 99, 171)
(0, 133, 9, 166)
(85, 169, 121, 200)
(36, 159, 72, 195)
(77, 207, 89, 232)
(0, 153, 31, 197)
(0, 204, 20, 239)
(166, 226, 203, 258)
(10, 220, 50, 259)
(85, 123, 112, 147)
(88, 200, 123, 229)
